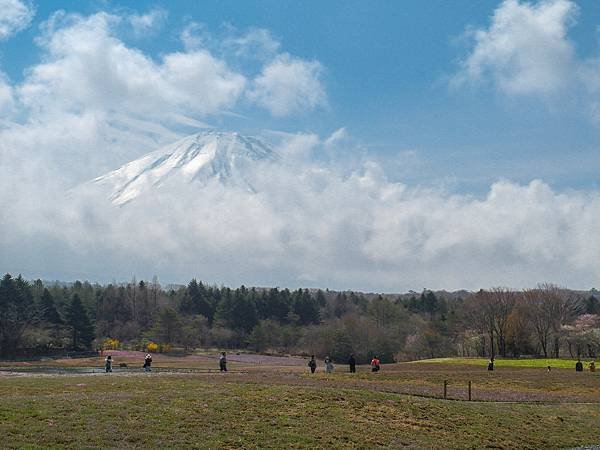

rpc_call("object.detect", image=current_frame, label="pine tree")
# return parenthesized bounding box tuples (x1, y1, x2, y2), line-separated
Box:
(293, 289, 320, 325)
(40, 288, 62, 325)
(585, 295, 600, 315)
(66, 294, 95, 350)
(0, 274, 36, 356)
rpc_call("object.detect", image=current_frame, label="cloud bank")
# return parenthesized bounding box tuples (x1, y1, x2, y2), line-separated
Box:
(1, 6, 599, 292)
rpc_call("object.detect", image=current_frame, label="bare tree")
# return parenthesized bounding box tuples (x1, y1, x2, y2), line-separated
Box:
(522, 287, 551, 357)
(489, 287, 518, 357)
(466, 290, 496, 359)
(467, 288, 518, 359)
(521, 283, 578, 357)
(151, 275, 160, 311)
(543, 284, 580, 358)
(130, 276, 137, 322)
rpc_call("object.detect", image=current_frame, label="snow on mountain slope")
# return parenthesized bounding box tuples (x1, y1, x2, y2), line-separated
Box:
(93, 131, 276, 205)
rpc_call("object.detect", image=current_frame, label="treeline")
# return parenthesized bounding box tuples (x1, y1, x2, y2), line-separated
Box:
(1, 273, 599, 362)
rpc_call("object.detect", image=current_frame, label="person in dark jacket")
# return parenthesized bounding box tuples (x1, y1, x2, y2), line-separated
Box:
(219, 352, 227, 372)
(105, 355, 113, 373)
(143, 354, 152, 372)
(576, 359, 584, 372)
(487, 359, 494, 371)
(308, 355, 317, 374)
(348, 354, 356, 373)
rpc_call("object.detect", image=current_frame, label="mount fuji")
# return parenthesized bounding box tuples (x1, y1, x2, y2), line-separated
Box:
(92, 131, 276, 205)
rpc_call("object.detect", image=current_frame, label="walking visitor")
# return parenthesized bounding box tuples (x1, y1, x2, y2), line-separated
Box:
(324, 356, 334, 374)
(105, 355, 112, 373)
(308, 355, 317, 374)
(143, 353, 152, 372)
(371, 356, 380, 372)
(219, 352, 227, 372)
(348, 354, 356, 373)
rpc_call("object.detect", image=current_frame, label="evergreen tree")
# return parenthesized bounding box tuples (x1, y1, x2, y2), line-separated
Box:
(423, 291, 439, 319)
(293, 289, 320, 325)
(585, 295, 600, 315)
(180, 279, 214, 322)
(154, 307, 182, 344)
(264, 288, 291, 322)
(66, 294, 95, 350)
(330, 328, 353, 361)
(40, 288, 62, 325)
(0, 274, 36, 356)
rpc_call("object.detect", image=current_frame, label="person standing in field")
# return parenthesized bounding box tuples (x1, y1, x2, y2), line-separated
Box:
(105, 355, 113, 373)
(348, 354, 356, 373)
(589, 361, 595, 372)
(487, 359, 494, 371)
(143, 353, 152, 372)
(370, 356, 380, 372)
(324, 356, 334, 374)
(576, 359, 584, 372)
(219, 352, 227, 372)
(308, 355, 317, 374)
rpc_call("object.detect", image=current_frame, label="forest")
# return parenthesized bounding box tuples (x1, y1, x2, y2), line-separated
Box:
(1, 273, 599, 363)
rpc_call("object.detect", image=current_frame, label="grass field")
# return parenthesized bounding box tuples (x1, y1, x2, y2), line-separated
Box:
(419, 357, 596, 370)
(1, 354, 599, 449)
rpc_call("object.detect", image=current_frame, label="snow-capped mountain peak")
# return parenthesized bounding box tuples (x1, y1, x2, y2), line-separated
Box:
(93, 131, 275, 205)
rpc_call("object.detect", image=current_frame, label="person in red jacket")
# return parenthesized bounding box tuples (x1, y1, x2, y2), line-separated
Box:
(370, 356, 380, 372)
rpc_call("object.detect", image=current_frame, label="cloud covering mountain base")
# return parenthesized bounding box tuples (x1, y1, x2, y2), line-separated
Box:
(3, 131, 600, 292)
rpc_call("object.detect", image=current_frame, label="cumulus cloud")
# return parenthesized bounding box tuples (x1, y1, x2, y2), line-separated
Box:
(0, 0, 34, 40)
(249, 54, 326, 116)
(454, 0, 600, 124)
(3, 133, 600, 291)
(19, 12, 246, 119)
(456, 0, 577, 95)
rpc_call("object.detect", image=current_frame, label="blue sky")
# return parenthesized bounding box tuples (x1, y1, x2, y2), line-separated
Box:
(1, 0, 600, 290)
(2, 0, 599, 192)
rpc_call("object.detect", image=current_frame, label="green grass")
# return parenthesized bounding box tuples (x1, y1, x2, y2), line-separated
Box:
(1, 366, 600, 448)
(417, 357, 596, 369)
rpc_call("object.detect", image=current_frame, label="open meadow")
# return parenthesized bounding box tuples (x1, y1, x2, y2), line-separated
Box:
(1, 354, 599, 449)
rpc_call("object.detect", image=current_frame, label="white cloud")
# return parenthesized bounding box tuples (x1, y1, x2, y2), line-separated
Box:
(128, 9, 167, 37)
(324, 127, 347, 148)
(3, 134, 600, 291)
(19, 12, 246, 119)
(0, 73, 13, 112)
(456, 0, 578, 95)
(0, 0, 34, 40)
(455, 0, 600, 123)
(249, 53, 326, 116)
(222, 27, 280, 60)
(180, 22, 206, 51)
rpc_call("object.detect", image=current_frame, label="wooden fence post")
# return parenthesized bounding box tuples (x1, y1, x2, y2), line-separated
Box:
(444, 380, 447, 399)
(468, 381, 472, 401)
